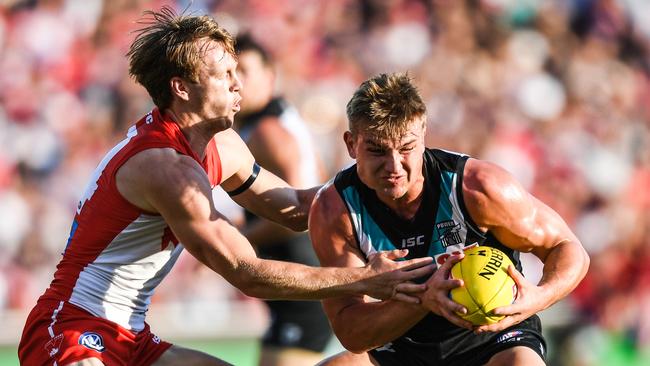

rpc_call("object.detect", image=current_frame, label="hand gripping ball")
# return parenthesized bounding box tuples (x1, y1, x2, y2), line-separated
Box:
(449, 246, 517, 325)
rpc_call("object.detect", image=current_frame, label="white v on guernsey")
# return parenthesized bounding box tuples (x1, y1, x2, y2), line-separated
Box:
(39, 108, 222, 332)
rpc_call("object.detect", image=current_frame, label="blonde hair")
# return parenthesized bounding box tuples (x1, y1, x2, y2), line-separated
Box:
(346, 73, 426, 139)
(127, 6, 235, 109)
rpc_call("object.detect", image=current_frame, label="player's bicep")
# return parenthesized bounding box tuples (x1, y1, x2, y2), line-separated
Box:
(310, 186, 382, 325)
(526, 195, 580, 260)
(465, 159, 576, 256)
(218, 129, 257, 194)
(309, 184, 366, 268)
(143, 155, 214, 224)
(140, 153, 256, 269)
(229, 167, 301, 221)
(218, 129, 312, 230)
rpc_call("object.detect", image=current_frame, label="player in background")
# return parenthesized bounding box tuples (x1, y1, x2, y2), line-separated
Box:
(234, 34, 335, 366)
(17, 9, 435, 366)
(309, 73, 590, 366)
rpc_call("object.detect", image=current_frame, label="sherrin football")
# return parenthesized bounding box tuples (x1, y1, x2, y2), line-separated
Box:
(449, 246, 517, 325)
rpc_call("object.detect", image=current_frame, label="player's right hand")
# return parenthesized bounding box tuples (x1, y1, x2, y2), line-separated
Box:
(362, 249, 435, 304)
(418, 254, 474, 330)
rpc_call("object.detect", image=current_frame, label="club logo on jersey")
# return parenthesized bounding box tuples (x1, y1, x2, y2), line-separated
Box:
(44, 334, 64, 357)
(433, 242, 478, 267)
(152, 335, 161, 344)
(436, 220, 462, 248)
(78, 332, 105, 352)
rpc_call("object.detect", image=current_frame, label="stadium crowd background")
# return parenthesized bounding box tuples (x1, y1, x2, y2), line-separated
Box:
(0, 0, 649, 365)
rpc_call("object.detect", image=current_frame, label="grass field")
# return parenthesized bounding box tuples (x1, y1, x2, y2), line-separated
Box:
(0, 338, 260, 366)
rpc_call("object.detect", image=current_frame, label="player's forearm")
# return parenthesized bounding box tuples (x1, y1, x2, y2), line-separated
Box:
(331, 301, 428, 353)
(537, 240, 590, 309)
(258, 185, 321, 232)
(235, 169, 320, 231)
(228, 257, 367, 300)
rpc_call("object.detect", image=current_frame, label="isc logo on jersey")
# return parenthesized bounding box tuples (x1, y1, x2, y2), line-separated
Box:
(401, 235, 425, 248)
(78, 332, 105, 352)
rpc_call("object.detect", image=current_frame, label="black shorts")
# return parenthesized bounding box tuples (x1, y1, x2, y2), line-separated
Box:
(262, 299, 333, 352)
(258, 233, 334, 352)
(368, 316, 546, 366)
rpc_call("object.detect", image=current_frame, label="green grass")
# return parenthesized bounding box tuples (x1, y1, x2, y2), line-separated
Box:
(0, 338, 259, 366)
(175, 338, 260, 365)
(0, 347, 16, 366)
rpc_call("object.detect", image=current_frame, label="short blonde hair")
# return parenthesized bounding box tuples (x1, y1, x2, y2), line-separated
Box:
(127, 6, 235, 109)
(346, 73, 427, 140)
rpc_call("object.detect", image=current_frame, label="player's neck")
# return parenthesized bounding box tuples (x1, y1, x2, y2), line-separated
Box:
(165, 109, 227, 159)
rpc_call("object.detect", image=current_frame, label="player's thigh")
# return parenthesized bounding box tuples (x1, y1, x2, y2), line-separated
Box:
(152, 344, 232, 366)
(484, 346, 545, 366)
(260, 346, 325, 366)
(316, 351, 378, 366)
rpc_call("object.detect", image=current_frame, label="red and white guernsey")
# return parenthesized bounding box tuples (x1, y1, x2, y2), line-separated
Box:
(39, 108, 222, 332)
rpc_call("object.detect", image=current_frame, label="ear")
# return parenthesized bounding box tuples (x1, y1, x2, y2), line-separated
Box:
(343, 131, 357, 159)
(170, 76, 190, 101)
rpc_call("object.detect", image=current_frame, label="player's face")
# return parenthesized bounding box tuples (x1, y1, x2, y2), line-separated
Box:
(236, 50, 274, 115)
(345, 118, 426, 202)
(186, 42, 242, 130)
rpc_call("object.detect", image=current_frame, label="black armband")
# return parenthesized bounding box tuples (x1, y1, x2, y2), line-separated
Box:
(226, 162, 261, 196)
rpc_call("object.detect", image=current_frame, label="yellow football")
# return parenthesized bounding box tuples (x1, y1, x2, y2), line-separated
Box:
(449, 246, 517, 325)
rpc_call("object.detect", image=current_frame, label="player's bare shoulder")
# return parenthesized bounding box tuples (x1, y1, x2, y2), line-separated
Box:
(462, 158, 534, 230)
(309, 181, 356, 250)
(310, 182, 348, 226)
(116, 148, 207, 213)
(215, 128, 256, 189)
(463, 158, 519, 196)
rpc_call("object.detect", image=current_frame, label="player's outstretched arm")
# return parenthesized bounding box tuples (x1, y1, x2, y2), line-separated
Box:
(218, 128, 319, 232)
(309, 183, 436, 353)
(117, 147, 432, 300)
(462, 159, 590, 333)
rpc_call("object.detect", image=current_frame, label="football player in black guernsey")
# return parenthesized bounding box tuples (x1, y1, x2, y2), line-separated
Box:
(310, 73, 590, 366)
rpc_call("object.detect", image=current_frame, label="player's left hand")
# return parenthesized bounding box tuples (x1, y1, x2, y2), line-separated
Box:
(473, 265, 547, 334)
(362, 249, 436, 304)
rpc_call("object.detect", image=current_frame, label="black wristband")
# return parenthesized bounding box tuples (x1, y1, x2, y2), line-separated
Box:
(226, 162, 261, 196)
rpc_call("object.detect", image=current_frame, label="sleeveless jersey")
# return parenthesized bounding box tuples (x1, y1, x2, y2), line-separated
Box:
(334, 148, 522, 343)
(39, 108, 222, 332)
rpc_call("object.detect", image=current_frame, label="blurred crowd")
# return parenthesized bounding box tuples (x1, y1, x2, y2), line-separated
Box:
(0, 0, 649, 365)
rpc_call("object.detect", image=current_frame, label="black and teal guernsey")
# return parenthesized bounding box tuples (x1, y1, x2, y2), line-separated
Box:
(333, 148, 524, 344)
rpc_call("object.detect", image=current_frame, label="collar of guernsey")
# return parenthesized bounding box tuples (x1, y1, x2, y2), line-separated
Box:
(151, 108, 223, 185)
